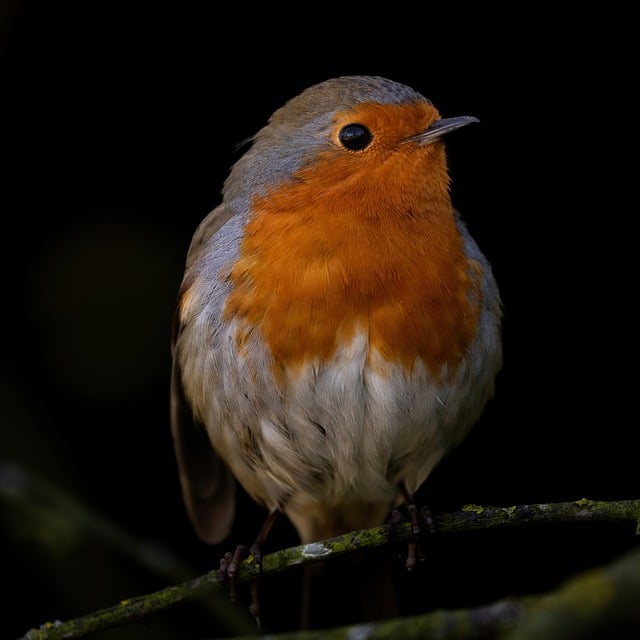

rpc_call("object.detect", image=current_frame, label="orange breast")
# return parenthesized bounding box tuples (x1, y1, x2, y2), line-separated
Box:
(223, 102, 482, 380)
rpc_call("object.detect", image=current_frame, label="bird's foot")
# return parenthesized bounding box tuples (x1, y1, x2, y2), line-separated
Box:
(217, 544, 263, 627)
(217, 511, 281, 627)
(217, 544, 247, 603)
(390, 486, 437, 570)
(387, 509, 426, 569)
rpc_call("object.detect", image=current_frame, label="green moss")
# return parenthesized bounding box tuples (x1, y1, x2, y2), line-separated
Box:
(462, 504, 485, 514)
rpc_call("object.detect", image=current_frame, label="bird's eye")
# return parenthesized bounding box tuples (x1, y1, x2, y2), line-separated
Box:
(338, 124, 373, 151)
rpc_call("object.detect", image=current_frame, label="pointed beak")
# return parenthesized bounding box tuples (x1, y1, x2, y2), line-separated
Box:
(409, 115, 479, 146)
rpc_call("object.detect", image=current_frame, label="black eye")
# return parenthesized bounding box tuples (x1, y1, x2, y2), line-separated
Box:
(338, 124, 373, 151)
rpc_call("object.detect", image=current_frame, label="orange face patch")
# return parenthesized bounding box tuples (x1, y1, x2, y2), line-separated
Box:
(223, 101, 482, 379)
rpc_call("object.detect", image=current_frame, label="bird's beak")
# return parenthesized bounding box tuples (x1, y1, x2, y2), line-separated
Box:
(409, 115, 479, 146)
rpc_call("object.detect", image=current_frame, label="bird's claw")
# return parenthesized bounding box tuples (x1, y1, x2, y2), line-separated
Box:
(388, 496, 436, 570)
(217, 545, 249, 603)
(217, 544, 263, 627)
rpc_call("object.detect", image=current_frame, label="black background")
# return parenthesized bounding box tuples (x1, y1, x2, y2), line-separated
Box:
(1, 3, 637, 639)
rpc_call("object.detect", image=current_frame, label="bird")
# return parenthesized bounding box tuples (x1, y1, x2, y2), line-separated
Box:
(170, 75, 502, 629)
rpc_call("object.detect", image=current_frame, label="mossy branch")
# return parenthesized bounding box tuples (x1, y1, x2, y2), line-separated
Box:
(219, 545, 640, 640)
(20, 498, 640, 640)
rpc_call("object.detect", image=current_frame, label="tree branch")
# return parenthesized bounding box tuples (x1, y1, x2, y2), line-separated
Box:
(19, 498, 640, 640)
(215, 544, 640, 640)
(226, 598, 529, 640)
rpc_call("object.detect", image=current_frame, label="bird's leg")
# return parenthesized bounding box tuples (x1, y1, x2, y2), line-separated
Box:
(218, 509, 281, 627)
(420, 504, 435, 533)
(246, 508, 281, 625)
(396, 482, 436, 569)
(218, 546, 248, 603)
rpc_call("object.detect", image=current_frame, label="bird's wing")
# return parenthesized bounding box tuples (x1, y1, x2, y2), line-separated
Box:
(170, 203, 237, 545)
(183, 201, 236, 272)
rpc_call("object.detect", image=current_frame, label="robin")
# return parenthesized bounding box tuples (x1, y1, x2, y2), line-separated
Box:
(170, 75, 502, 627)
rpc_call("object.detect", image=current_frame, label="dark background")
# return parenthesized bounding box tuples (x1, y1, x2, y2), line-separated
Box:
(1, 3, 637, 639)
